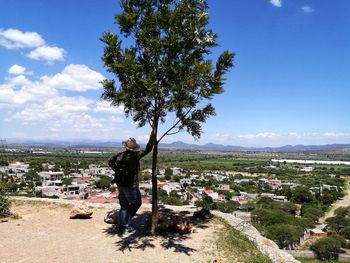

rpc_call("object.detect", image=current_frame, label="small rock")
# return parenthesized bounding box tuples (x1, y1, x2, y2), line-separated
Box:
(104, 210, 118, 224)
(69, 204, 93, 219)
(0, 219, 9, 223)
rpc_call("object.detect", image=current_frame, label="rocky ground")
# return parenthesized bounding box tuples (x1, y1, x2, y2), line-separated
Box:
(0, 200, 222, 263)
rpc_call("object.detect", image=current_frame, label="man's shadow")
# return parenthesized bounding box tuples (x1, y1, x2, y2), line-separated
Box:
(103, 207, 211, 255)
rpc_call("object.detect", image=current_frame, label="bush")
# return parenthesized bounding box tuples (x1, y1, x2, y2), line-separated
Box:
(266, 223, 304, 249)
(340, 226, 350, 239)
(329, 235, 347, 248)
(310, 237, 341, 260)
(216, 201, 238, 213)
(0, 183, 11, 217)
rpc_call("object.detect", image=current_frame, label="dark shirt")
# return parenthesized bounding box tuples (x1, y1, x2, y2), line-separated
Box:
(108, 139, 153, 188)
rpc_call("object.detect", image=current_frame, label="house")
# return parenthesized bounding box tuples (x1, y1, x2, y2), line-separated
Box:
(268, 178, 281, 190)
(300, 166, 313, 172)
(35, 185, 61, 197)
(8, 162, 30, 173)
(158, 182, 181, 195)
(218, 194, 226, 201)
(260, 193, 275, 199)
(240, 192, 258, 201)
(218, 184, 230, 191)
(310, 228, 327, 238)
(205, 173, 227, 181)
(323, 184, 338, 191)
(273, 195, 288, 202)
(38, 171, 64, 181)
(202, 189, 219, 200)
(67, 183, 85, 196)
(234, 178, 252, 184)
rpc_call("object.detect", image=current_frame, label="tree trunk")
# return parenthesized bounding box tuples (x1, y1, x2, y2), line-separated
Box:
(151, 141, 159, 234)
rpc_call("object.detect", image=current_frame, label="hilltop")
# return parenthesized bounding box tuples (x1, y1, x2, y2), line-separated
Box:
(0, 199, 272, 263)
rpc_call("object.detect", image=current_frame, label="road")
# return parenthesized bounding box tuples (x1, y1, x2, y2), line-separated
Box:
(319, 178, 350, 223)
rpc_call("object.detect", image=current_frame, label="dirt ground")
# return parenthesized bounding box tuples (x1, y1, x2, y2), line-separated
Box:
(0, 201, 222, 263)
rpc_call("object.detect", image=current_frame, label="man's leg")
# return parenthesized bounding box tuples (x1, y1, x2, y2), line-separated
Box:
(118, 187, 131, 230)
(128, 187, 142, 219)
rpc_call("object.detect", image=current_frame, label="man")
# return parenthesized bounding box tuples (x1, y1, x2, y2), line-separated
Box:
(108, 137, 153, 234)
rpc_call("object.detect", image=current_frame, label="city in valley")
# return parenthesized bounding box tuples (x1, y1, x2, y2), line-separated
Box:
(1, 142, 350, 258)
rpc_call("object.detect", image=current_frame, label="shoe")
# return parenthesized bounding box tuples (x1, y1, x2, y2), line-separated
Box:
(118, 226, 135, 236)
(125, 226, 135, 233)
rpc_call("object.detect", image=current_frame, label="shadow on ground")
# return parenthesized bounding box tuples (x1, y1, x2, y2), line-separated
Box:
(103, 206, 211, 255)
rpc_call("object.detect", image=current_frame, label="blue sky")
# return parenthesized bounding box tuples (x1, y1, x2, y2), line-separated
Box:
(0, 0, 349, 147)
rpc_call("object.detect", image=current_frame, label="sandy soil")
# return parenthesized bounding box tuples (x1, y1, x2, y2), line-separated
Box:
(0, 201, 221, 263)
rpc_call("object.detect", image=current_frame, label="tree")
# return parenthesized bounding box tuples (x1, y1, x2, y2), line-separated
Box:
(291, 187, 314, 204)
(310, 237, 342, 260)
(340, 226, 350, 239)
(0, 182, 11, 217)
(266, 224, 303, 249)
(101, 0, 234, 234)
(95, 176, 112, 190)
(326, 215, 350, 233)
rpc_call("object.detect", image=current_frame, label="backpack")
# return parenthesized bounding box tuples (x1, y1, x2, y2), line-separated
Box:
(111, 151, 134, 187)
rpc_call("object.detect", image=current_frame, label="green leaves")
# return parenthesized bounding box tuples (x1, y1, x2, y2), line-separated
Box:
(101, 0, 234, 140)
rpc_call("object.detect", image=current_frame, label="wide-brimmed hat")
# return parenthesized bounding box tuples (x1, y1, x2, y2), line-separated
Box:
(122, 137, 140, 152)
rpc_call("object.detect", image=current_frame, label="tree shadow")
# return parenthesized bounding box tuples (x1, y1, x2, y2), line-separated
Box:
(103, 207, 212, 255)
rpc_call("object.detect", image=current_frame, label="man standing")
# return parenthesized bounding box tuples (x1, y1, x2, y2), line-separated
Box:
(108, 137, 153, 234)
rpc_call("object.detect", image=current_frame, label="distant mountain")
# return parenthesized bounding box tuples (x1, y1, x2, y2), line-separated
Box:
(5, 138, 350, 152)
(159, 142, 350, 152)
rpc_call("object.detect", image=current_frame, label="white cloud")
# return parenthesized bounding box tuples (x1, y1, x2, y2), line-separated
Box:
(239, 132, 281, 139)
(270, 0, 282, 8)
(0, 63, 130, 140)
(94, 100, 124, 114)
(301, 5, 314, 13)
(0, 28, 66, 63)
(324, 132, 350, 137)
(26, 46, 65, 62)
(8, 64, 32, 75)
(0, 64, 103, 107)
(0, 28, 45, 49)
(41, 64, 104, 91)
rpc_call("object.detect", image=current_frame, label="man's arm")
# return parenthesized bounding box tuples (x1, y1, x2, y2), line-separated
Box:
(139, 133, 155, 159)
(108, 155, 118, 172)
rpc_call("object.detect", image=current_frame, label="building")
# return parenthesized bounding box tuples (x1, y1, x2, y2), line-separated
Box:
(158, 182, 181, 195)
(202, 189, 219, 200)
(268, 178, 282, 190)
(218, 184, 230, 191)
(300, 166, 314, 172)
(38, 171, 64, 181)
(35, 186, 61, 197)
(67, 183, 85, 196)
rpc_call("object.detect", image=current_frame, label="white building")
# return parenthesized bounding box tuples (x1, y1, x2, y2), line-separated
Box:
(35, 186, 61, 197)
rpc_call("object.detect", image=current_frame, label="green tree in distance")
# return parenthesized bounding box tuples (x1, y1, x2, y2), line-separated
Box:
(101, 0, 234, 233)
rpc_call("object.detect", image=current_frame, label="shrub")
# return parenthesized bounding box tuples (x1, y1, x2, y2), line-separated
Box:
(216, 201, 238, 213)
(0, 183, 11, 217)
(310, 237, 341, 260)
(329, 235, 347, 248)
(340, 226, 350, 239)
(266, 223, 304, 249)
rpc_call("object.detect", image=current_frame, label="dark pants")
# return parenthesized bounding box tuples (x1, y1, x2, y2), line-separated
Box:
(118, 187, 141, 229)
